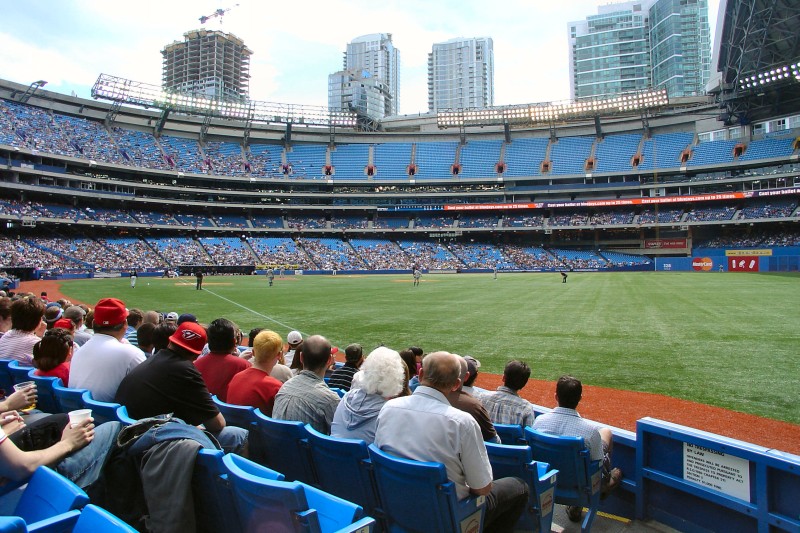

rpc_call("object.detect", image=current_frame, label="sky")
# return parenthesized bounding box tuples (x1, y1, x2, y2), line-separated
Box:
(1, 0, 720, 116)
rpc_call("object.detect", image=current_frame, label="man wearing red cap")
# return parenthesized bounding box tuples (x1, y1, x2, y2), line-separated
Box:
(115, 322, 248, 454)
(69, 298, 146, 402)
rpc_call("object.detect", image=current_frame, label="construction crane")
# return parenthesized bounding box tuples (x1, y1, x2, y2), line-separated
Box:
(199, 4, 239, 25)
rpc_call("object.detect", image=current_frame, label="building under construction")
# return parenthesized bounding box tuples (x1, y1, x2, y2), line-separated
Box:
(161, 29, 252, 102)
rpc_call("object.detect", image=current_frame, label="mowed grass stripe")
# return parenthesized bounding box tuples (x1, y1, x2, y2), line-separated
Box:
(60, 272, 800, 424)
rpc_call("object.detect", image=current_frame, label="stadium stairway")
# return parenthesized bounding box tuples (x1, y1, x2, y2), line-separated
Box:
(549, 505, 678, 532)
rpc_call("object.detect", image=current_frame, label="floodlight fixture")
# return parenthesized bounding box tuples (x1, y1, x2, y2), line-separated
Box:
(91, 73, 357, 128)
(737, 60, 800, 92)
(437, 88, 668, 129)
(18, 79, 49, 103)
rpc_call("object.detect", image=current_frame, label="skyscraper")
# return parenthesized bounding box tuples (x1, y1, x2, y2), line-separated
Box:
(162, 29, 252, 102)
(428, 37, 494, 112)
(649, 0, 711, 98)
(568, 0, 710, 100)
(329, 33, 400, 119)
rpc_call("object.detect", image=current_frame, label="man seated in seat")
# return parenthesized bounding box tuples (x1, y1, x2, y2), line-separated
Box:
(194, 318, 251, 402)
(69, 298, 146, 401)
(374, 351, 529, 533)
(273, 335, 340, 434)
(114, 322, 248, 455)
(227, 330, 284, 416)
(449, 356, 499, 443)
(532, 375, 622, 522)
(327, 343, 363, 392)
(480, 360, 537, 428)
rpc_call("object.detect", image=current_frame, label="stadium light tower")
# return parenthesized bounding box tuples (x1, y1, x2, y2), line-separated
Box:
(19, 80, 48, 103)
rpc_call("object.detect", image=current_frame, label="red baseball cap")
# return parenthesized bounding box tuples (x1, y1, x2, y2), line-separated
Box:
(94, 298, 128, 326)
(169, 322, 207, 355)
(53, 318, 75, 331)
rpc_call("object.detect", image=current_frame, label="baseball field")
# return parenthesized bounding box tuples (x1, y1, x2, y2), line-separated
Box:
(51, 270, 800, 426)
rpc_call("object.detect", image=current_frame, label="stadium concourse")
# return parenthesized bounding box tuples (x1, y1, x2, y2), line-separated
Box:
(19, 278, 800, 457)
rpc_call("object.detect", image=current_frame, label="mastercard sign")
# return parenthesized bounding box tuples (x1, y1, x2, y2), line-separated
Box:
(692, 257, 713, 271)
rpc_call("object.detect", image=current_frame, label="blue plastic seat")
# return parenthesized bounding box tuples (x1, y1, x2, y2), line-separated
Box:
(0, 359, 15, 397)
(72, 504, 137, 532)
(115, 405, 137, 425)
(304, 425, 384, 528)
(80, 393, 122, 425)
(249, 410, 316, 484)
(212, 395, 258, 430)
(52, 382, 89, 414)
(0, 516, 25, 533)
(222, 453, 375, 533)
(494, 423, 526, 445)
(7, 362, 34, 386)
(193, 449, 284, 533)
(27, 374, 61, 414)
(485, 441, 558, 533)
(0, 466, 89, 531)
(524, 427, 602, 533)
(368, 443, 486, 533)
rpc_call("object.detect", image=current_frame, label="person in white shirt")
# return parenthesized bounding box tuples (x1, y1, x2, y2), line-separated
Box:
(69, 298, 145, 401)
(374, 351, 528, 533)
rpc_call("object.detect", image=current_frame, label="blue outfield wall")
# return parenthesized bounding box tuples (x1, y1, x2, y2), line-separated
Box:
(657, 246, 800, 272)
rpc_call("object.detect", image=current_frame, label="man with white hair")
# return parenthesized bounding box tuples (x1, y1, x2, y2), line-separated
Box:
(331, 346, 405, 443)
(374, 351, 528, 533)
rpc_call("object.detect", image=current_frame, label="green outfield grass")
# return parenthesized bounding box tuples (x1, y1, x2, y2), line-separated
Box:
(57, 271, 800, 424)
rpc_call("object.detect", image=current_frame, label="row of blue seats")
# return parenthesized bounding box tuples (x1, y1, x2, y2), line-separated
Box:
(212, 397, 573, 533)
(0, 467, 135, 532)
(0, 359, 599, 532)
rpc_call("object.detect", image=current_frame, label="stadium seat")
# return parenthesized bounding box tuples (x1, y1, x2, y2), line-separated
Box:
(0, 466, 89, 530)
(221, 453, 376, 533)
(212, 395, 258, 430)
(304, 425, 384, 529)
(249, 410, 316, 484)
(0, 516, 25, 533)
(7, 362, 34, 386)
(485, 442, 558, 533)
(329, 387, 346, 398)
(0, 360, 15, 397)
(193, 448, 284, 533)
(115, 405, 136, 426)
(52, 383, 89, 414)
(367, 443, 486, 533)
(71, 504, 137, 532)
(524, 427, 602, 533)
(27, 374, 61, 415)
(80, 393, 122, 425)
(493, 423, 526, 445)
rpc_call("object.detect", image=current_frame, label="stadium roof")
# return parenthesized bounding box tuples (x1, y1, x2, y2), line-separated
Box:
(714, 0, 800, 124)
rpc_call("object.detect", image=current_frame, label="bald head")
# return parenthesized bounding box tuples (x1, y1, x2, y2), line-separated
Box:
(421, 351, 462, 392)
(301, 334, 332, 372)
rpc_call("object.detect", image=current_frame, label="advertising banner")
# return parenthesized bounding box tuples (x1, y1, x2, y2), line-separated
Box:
(727, 256, 759, 272)
(645, 238, 687, 249)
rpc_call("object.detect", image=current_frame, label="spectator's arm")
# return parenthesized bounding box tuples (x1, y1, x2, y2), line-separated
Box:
(202, 412, 226, 433)
(0, 419, 94, 482)
(469, 482, 492, 496)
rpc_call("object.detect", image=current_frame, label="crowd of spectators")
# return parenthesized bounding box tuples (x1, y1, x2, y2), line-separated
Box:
(200, 238, 256, 266)
(698, 229, 800, 248)
(4, 226, 800, 274)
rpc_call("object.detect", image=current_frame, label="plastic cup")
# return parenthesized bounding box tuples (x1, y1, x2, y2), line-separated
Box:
(13, 381, 36, 411)
(68, 409, 92, 428)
